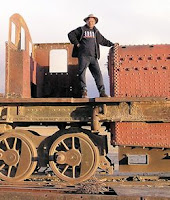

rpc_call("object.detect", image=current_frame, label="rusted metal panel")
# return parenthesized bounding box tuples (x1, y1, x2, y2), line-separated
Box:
(95, 96, 169, 102)
(6, 14, 81, 99)
(119, 146, 170, 172)
(106, 101, 170, 122)
(108, 44, 170, 98)
(33, 43, 78, 67)
(113, 122, 170, 148)
(68, 64, 81, 97)
(0, 96, 169, 104)
(43, 73, 70, 97)
(43, 71, 81, 98)
(6, 48, 31, 98)
(6, 14, 33, 98)
(33, 43, 81, 98)
(0, 98, 169, 123)
(6, 45, 24, 97)
(0, 97, 92, 104)
(6, 105, 92, 122)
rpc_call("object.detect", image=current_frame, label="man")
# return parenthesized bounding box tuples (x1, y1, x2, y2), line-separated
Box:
(68, 14, 114, 98)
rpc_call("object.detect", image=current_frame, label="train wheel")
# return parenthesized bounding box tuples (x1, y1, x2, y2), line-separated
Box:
(49, 133, 99, 184)
(0, 130, 37, 181)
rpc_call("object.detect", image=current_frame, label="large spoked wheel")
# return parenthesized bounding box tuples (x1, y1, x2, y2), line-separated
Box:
(0, 130, 37, 181)
(49, 133, 99, 184)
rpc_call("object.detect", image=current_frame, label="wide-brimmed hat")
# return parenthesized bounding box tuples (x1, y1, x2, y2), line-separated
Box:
(84, 14, 98, 24)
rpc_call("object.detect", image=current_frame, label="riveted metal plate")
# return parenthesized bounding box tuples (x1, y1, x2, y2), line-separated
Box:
(113, 122, 170, 148)
(109, 44, 170, 98)
(106, 101, 170, 122)
(7, 106, 92, 122)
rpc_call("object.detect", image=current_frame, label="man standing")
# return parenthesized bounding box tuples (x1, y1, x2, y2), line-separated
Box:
(68, 14, 114, 98)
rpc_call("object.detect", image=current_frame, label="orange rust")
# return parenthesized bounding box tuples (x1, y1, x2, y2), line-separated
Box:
(113, 122, 170, 148)
(109, 44, 170, 98)
(6, 14, 33, 98)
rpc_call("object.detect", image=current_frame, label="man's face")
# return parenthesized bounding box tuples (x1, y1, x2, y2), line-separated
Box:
(86, 17, 96, 29)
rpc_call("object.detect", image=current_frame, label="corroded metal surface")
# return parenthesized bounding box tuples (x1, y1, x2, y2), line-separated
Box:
(33, 43, 77, 67)
(6, 14, 33, 98)
(5, 14, 81, 99)
(113, 122, 170, 147)
(3, 13, 170, 187)
(119, 146, 170, 172)
(106, 101, 170, 122)
(3, 105, 92, 122)
(108, 44, 170, 98)
(0, 97, 92, 103)
(0, 98, 169, 123)
(33, 43, 81, 98)
(0, 97, 169, 103)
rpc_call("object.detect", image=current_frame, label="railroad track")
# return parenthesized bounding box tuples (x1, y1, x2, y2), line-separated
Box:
(0, 175, 169, 200)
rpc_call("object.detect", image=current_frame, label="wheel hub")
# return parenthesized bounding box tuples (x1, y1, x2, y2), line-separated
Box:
(49, 132, 100, 184)
(56, 149, 81, 166)
(3, 149, 19, 166)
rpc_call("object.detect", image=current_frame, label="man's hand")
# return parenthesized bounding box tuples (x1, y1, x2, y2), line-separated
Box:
(114, 43, 119, 46)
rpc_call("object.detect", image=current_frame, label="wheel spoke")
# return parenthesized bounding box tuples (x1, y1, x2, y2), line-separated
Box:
(49, 133, 99, 184)
(62, 164, 69, 175)
(0, 131, 37, 182)
(72, 166, 75, 179)
(12, 138, 17, 150)
(72, 137, 75, 149)
(61, 140, 69, 151)
(7, 166, 12, 177)
(4, 139, 10, 150)
(0, 164, 5, 170)
(14, 163, 18, 168)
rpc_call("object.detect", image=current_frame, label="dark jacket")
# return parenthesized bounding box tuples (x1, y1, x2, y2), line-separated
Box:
(68, 25, 114, 59)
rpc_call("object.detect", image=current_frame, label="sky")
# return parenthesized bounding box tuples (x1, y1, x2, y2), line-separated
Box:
(0, 0, 170, 96)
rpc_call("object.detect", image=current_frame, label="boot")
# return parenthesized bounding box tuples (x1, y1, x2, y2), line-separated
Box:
(81, 90, 88, 98)
(100, 91, 109, 97)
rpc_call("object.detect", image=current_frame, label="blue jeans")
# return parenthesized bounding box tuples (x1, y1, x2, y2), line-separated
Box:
(78, 56, 105, 93)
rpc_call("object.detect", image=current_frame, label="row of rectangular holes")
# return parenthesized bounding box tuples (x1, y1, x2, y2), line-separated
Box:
(115, 66, 167, 71)
(120, 56, 170, 61)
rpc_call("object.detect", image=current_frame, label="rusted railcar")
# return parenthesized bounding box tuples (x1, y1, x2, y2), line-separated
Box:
(0, 13, 169, 184)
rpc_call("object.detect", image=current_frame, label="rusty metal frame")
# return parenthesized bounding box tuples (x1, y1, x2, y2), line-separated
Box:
(119, 146, 170, 172)
(6, 14, 33, 98)
(0, 98, 169, 123)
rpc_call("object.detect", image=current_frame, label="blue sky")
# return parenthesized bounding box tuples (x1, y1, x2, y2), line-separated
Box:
(0, 0, 170, 96)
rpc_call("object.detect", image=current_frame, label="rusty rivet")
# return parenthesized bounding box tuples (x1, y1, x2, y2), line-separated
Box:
(148, 57, 152, 60)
